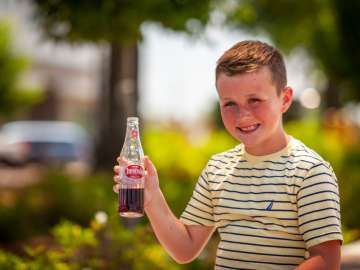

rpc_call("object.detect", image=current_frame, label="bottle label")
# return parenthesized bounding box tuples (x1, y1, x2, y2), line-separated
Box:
(125, 165, 144, 179)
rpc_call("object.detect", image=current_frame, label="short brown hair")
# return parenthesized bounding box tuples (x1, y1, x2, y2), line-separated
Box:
(216, 40, 287, 93)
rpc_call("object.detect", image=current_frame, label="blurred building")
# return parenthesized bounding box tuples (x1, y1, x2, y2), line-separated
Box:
(0, 0, 103, 127)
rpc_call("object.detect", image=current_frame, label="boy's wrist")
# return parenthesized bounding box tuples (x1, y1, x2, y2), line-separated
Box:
(144, 187, 163, 213)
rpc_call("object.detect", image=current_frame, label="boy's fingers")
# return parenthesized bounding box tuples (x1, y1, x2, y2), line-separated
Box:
(144, 156, 157, 177)
(113, 165, 120, 174)
(113, 175, 120, 183)
(113, 184, 120, 194)
(116, 157, 128, 166)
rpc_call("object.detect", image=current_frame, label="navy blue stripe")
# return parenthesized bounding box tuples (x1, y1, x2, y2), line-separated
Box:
(215, 263, 255, 270)
(188, 202, 212, 216)
(193, 188, 211, 202)
(298, 198, 339, 209)
(264, 159, 316, 166)
(198, 178, 211, 192)
(298, 207, 340, 218)
(280, 154, 323, 162)
(215, 218, 298, 229)
(252, 215, 298, 221)
(183, 210, 213, 223)
(212, 196, 296, 205)
(214, 204, 297, 213)
(208, 164, 229, 170)
(303, 224, 340, 235)
(299, 215, 340, 227)
(298, 181, 338, 193)
(207, 164, 310, 173)
(303, 172, 333, 181)
(200, 173, 210, 185)
(221, 154, 243, 159)
(219, 231, 304, 242)
(211, 158, 229, 165)
(217, 256, 299, 266)
(208, 171, 305, 179)
(281, 154, 323, 163)
(208, 172, 227, 177)
(233, 166, 309, 172)
(297, 190, 339, 202)
(209, 180, 301, 189)
(220, 240, 305, 251)
(200, 171, 209, 185)
(191, 195, 213, 209)
(306, 231, 342, 242)
(210, 188, 296, 196)
(211, 158, 237, 164)
(218, 247, 305, 258)
(217, 223, 301, 236)
(308, 162, 330, 170)
(180, 215, 202, 225)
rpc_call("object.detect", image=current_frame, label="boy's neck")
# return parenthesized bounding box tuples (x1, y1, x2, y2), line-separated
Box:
(244, 131, 289, 156)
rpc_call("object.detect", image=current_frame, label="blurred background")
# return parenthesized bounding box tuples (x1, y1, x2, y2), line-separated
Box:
(0, 0, 360, 269)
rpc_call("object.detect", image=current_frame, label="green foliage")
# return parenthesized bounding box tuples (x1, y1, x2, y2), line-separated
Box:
(285, 117, 360, 232)
(220, 0, 360, 104)
(31, 0, 212, 44)
(0, 170, 115, 242)
(0, 21, 42, 117)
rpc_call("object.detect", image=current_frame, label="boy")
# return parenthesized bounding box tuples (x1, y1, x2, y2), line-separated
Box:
(113, 40, 342, 269)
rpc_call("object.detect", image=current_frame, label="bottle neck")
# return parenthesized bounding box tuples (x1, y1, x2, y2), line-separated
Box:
(125, 121, 140, 141)
(121, 120, 144, 162)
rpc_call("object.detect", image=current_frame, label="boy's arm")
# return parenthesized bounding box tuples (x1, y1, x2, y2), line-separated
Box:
(114, 157, 215, 263)
(145, 188, 215, 263)
(294, 240, 341, 270)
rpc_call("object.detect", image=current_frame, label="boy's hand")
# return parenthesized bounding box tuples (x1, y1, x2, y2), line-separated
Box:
(113, 156, 160, 208)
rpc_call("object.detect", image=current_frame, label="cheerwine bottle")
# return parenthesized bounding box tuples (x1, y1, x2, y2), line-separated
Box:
(118, 117, 145, 218)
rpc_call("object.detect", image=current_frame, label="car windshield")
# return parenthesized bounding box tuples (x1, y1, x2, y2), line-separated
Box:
(1, 121, 88, 144)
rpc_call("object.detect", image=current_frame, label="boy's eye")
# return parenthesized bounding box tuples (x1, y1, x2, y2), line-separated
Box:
(224, 101, 236, 107)
(248, 98, 261, 104)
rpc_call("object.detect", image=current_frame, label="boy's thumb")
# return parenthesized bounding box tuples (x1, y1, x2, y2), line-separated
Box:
(144, 156, 156, 177)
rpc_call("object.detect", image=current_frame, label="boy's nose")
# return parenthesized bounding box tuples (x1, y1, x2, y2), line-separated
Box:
(236, 108, 252, 120)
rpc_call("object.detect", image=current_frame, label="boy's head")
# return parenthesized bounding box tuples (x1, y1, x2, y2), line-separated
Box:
(215, 40, 293, 155)
(216, 40, 287, 95)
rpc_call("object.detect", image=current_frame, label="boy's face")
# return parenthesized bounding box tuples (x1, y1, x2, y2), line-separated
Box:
(216, 67, 293, 155)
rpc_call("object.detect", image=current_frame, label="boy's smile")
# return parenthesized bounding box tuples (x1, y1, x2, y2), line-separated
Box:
(216, 67, 293, 156)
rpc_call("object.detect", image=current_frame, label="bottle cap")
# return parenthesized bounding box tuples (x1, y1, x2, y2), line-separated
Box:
(127, 117, 139, 123)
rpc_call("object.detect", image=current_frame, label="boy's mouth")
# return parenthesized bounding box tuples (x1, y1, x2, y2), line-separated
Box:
(237, 124, 261, 134)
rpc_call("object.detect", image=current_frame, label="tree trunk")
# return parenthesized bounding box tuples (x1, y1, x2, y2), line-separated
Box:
(323, 79, 341, 109)
(95, 42, 139, 170)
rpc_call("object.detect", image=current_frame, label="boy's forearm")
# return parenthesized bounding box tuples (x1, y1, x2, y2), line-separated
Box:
(294, 257, 339, 270)
(145, 188, 195, 263)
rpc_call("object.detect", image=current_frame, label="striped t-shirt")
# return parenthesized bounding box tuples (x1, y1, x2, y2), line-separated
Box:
(180, 136, 342, 270)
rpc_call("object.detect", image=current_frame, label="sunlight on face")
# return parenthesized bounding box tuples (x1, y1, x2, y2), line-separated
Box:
(216, 67, 293, 155)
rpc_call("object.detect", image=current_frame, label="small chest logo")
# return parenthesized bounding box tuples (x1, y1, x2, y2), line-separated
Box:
(125, 165, 144, 179)
(266, 201, 274, 211)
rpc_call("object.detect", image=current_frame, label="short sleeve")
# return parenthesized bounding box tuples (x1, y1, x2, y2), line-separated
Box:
(297, 161, 343, 249)
(180, 163, 215, 226)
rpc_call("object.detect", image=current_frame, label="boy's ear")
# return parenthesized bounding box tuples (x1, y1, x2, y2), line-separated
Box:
(281, 86, 293, 113)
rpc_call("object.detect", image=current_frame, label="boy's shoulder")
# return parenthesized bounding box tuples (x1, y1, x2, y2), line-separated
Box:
(288, 137, 331, 167)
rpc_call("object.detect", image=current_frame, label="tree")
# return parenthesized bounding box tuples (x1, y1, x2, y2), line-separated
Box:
(30, 0, 212, 170)
(219, 0, 360, 108)
(0, 21, 40, 120)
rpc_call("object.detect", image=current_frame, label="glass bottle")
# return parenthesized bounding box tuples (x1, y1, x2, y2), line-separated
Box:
(118, 117, 144, 218)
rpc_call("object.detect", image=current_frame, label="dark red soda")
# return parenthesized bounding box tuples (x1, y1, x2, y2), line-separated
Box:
(118, 188, 144, 217)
